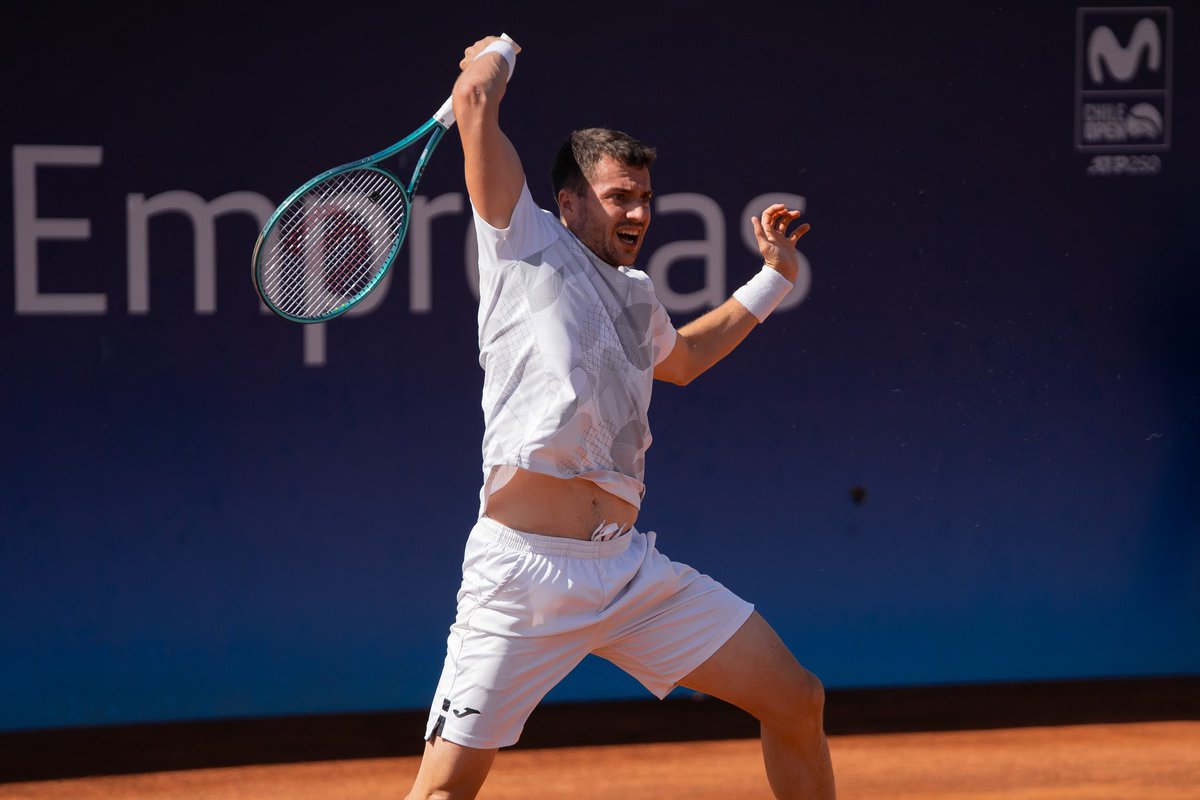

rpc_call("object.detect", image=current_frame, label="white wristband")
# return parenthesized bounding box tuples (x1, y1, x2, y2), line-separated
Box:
(733, 266, 794, 322)
(475, 39, 517, 81)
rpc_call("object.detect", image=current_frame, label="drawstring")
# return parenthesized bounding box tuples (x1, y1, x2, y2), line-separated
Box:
(591, 521, 629, 542)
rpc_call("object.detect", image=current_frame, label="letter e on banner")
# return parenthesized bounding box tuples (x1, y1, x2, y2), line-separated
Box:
(13, 145, 106, 314)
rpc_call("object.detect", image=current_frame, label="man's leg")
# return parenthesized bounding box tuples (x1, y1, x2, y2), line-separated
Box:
(405, 736, 497, 800)
(679, 611, 836, 800)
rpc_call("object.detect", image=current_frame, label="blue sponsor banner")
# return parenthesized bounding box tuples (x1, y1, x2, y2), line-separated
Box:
(1, 3, 1196, 730)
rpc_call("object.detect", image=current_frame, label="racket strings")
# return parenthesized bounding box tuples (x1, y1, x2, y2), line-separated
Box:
(259, 168, 408, 319)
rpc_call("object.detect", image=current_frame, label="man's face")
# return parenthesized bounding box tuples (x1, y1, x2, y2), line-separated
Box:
(559, 155, 653, 267)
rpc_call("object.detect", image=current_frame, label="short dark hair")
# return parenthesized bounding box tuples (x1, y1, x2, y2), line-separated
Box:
(550, 128, 657, 203)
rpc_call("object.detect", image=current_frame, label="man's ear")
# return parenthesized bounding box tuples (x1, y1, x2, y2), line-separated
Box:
(557, 189, 574, 217)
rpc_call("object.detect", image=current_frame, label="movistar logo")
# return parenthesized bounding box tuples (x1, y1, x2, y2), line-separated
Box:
(1087, 18, 1161, 84)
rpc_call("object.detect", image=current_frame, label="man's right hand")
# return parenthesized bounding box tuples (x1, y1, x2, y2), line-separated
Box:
(459, 35, 521, 74)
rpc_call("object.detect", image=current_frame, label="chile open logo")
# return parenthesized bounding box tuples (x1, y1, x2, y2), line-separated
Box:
(1075, 7, 1172, 175)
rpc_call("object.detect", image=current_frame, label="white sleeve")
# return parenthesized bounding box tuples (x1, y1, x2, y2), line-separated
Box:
(649, 295, 678, 366)
(471, 181, 559, 268)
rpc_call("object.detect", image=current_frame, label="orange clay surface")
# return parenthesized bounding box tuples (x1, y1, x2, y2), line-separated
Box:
(4, 721, 1197, 799)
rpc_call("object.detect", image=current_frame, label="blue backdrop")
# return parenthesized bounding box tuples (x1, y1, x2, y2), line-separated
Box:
(2, 2, 1196, 731)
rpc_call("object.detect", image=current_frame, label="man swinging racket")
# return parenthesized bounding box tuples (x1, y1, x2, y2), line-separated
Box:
(405, 35, 836, 800)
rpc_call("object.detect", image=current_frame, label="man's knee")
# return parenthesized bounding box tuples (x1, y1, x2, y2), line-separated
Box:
(761, 668, 826, 734)
(805, 670, 826, 717)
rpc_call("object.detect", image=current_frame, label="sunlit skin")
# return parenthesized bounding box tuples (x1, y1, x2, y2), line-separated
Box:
(558, 156, 653, 267)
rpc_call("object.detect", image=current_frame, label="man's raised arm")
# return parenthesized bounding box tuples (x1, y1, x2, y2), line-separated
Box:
(453, 35, 524, 229)
(654, 204, 810, 386)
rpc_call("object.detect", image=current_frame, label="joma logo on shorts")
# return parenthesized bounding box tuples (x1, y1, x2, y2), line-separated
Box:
(453, 707, 481, 718)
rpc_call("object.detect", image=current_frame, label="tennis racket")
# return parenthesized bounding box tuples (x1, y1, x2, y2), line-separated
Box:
(252, 35, 513, 323)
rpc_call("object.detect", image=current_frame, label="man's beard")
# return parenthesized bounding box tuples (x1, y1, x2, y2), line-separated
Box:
(571, 210, 632, 267)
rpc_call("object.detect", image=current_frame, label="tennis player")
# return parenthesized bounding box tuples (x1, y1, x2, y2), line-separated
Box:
(405, 35, 835, 800)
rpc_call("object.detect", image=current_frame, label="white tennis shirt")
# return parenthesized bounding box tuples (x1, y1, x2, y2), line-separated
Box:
(474, 182, 678, 512)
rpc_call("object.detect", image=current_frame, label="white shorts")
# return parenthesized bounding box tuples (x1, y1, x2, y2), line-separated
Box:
(423, 517, 755, 750)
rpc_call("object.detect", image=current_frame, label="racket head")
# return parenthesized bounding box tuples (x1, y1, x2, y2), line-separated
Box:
(253, 165, 411, 322)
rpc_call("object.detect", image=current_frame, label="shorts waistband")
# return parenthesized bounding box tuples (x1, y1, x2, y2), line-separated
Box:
(475, 517, 635, 559)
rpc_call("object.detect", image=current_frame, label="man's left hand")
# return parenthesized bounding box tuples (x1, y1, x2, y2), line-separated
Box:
(750, 203, 810, 283)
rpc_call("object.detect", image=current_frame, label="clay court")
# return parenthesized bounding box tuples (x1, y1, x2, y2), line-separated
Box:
(4, 680, 1197, 799)
(5, 722, 1198, 799)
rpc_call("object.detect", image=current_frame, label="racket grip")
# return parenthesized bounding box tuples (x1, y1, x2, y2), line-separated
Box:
(435, 33, 518, 129)
(434, 96, 456, 129)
